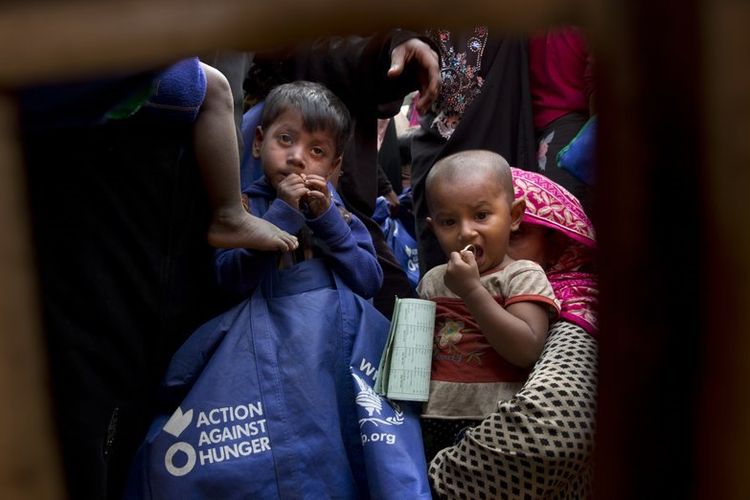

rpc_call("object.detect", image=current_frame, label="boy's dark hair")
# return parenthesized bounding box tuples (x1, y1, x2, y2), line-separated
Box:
(261, 81, 352, 156)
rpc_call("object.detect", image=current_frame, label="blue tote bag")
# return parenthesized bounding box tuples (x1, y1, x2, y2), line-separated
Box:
(126, 259, 430, 499)
(372, 190, 419, 290)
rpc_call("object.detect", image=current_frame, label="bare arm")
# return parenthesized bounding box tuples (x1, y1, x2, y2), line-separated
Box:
(444, 250, 549, 367)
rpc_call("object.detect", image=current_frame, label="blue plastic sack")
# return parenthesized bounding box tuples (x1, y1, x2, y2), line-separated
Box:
(125, 259, 429, 499)
(557, 115, 596, 185)
(373, 190, 419, 290)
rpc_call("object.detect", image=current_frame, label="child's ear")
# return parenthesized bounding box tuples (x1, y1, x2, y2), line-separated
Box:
(510, 198, 526, 231)
(329, 156, 343, 178)
(426, 216, 434, 232)
(252, 126, 264, 159)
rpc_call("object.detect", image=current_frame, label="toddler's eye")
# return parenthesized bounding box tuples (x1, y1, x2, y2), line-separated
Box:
(311, 146, 325, 157)
(476, 211, 489, 221)
(440, 219, 455, 227)
(278, 133, 293, 145)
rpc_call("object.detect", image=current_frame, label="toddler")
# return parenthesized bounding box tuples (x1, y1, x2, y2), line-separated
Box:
(418, 150, 560, 459)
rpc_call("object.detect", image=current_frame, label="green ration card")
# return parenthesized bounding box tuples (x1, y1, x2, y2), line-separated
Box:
(374, 297, 435, 402)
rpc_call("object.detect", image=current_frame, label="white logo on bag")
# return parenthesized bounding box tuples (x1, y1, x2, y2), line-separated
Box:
(353, 371, 383, 417)
(404, 246, 419, 272)
(352, 361, 403, 446)
(163, 407, 197, 476)
(161, 402, 271, 477)
(165, 442, 196, 477)
(164, 407, 193, 437)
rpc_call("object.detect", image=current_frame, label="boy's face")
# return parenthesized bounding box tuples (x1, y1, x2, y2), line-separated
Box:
(427, 170, 524, 273)
(253, 108, 341, 190)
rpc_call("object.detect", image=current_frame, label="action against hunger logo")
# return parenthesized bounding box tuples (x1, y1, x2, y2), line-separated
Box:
(163, 407, 196, 477)
(161, 402, 271, 477)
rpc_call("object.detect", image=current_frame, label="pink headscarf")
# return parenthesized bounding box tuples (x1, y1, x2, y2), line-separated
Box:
(511, 168, 599, 336)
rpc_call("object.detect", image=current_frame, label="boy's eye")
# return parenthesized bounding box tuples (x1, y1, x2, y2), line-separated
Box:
(278, 133, 293, 145)
(476, 211, 489, 221)
(311, 146, 325, 157)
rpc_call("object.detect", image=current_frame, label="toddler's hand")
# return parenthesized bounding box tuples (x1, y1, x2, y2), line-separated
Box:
(302, 174, 331, 218)
(444, 249, 481, 298)
(277, 174, 308, 210)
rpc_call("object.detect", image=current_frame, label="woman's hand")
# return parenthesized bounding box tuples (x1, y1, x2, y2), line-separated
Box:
(388, 38, 441, 114)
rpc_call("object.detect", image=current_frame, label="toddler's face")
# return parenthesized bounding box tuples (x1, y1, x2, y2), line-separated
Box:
(254, 108, 341, 190)
(427, 172, 522, 273)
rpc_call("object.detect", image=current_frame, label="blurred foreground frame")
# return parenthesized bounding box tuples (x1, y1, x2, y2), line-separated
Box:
(0, 0, 748, 498)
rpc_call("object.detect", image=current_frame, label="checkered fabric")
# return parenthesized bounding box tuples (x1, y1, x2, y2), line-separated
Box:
(429, 321, 598, 499)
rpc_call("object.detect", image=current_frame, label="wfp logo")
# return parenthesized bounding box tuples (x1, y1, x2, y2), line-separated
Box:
(404, 245, 419, 272)
(162, 407, 196, 477)
(351, 371, 404, 427)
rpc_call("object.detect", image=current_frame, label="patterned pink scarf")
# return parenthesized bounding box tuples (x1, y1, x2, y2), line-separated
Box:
(511, 168, 599, 336)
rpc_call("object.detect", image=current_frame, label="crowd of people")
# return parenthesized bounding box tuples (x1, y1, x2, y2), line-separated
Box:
(20, 25, 598, 499)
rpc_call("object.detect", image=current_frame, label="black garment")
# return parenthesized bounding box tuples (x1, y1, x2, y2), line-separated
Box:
(411, 35, 536, 276)
(378, 118, 403, 195)
(535, 111, 593, 211)
(251, 31, 431, 317)
(23, 110, 227, 499)
(421, 417, 479, 463)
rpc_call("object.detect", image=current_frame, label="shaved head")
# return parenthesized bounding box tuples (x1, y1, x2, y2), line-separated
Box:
(425, 150, 514, 213)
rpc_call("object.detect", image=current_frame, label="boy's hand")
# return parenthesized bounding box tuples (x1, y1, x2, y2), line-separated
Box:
(302, 174, 330, 218)
(385, 189, 400, 217)
(277, 174, 308, 210)
(444, 249, 482, 298)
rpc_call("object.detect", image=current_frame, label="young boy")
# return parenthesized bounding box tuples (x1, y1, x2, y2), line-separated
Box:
(127, 83, 431, 498)
(418, 150, 560, 459)
(215, 80, 383, 298)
